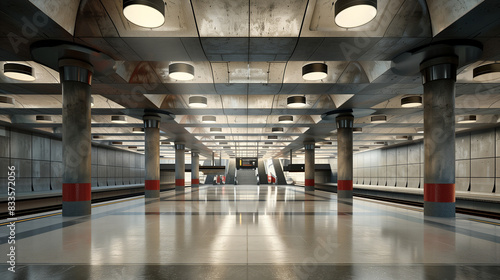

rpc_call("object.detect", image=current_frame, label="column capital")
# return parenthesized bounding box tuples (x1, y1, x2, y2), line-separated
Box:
(175, 143, 185, 150)
(304, 143, 315, 150)
(143, 114, 160, 128)
(420, 56, 458, 85)
(336, 113, 354, 129)
(59, 58, 93, 85)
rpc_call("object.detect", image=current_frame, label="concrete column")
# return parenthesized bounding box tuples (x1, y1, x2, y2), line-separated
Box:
(191, 152, 200, 188)
(304, 143, 315, 191)
(175, 143, 185, 191)
(60, 59, 93, 216)
(144, 114, 160, 198)
(420, 56, 458, 217)
(336, 114, 354, 199)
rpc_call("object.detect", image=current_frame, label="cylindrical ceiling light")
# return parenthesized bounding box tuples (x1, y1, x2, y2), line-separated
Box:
(35, 115, 52, 123)
(169, 63, 194, 81)
(457, 115, 477, 124)
(401, 96, 423, 108)
(287, 96, 306, 108)
(264, 141, 273, 145)
(0, 96, 15, 107)
(353, 127, 362, 133)
(111, 141, 123, 145)
(161, 141, 170, 145)
(302, 63, 328, 80)
(272, 127, 284, 133)
(268, 135, 278, 140)
(371, 115, 387, 123)
(374, 141, 386, 145)
(128, 146, 137, 149)
(219, 141, 228, 145)
(111, 115, 127, 123)
(3, 63, 35, 81)
(202, 115, 216, 123)
(132, 127, 144, 133)
(123, 0, 165, 28)
(215, 135, 225, 140)
(278, 115, 294, 124)
(210, 127, 222, 133)
(334, 0, 377, 28)
(189, 96, 207, 108)
(473, 63, 500, 82)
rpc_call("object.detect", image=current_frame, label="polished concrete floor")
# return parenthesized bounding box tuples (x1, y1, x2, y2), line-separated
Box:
(1, 185, 499, 279)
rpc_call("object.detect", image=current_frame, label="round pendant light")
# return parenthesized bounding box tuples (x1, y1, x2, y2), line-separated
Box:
(169, 63, 194, 81)
(0, 95, 15, 107)
(457, 115, 477, 124)
(371, 115, 387, 123)
(401, 96, 422, 108)
(123, 0, 165, 28)
(287, 96, 306, 108)
(473, 63, 500, 81)
(35, 115, 52, 123)
(353, 127, 362, 133)
(3, 63, 35, 81)
(335, 0, 377, 28)
(272, 127, 284, 133)
(202, 115, 216, 123)
(132, 127, 144, 133)
(302, 63, 328, 80)
(210, 127, 222, 133)
(111, 115, 127, 123)
(189, 96, 207, 107)
(278, 115, 294, 124)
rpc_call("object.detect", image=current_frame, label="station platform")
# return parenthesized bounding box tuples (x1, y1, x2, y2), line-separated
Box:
(1, 185, 499, 279)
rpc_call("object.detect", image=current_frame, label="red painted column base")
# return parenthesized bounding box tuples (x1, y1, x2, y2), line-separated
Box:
(176, 179, 185, 187)
(337, 180, 353, 191)
(191, 179, 200, 185)
(63, 183, 91, 201)
(305, 179, 315, 187)
(145, 180, 160, 191)
(424, 183, 455, 203)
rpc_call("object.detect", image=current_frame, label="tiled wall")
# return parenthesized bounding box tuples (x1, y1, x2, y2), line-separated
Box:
(0, 126, 145, 194)
(345, 127, 499, 194)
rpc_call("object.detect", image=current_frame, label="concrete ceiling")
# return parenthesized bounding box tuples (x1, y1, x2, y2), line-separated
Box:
(1, 0, 500, 160)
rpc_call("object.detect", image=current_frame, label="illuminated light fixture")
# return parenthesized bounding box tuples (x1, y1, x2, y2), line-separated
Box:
(0, 95, 15, 107)
(161, 141, 170, 145)
(122, 0, 165, 28)
(3, 63, 35, 81)
(457, 115, 477, 124)
(128, 146, 137, 149)
(210, 127, 222, 133)
(334, 0, 377, 28)
(353, 127, 362, 133)
(278, 115, 293, 124)
(302, 63, 328, 80)
(416, 128, 424, 134)
(132, 127, 144, 133)
(90, 96, 95, 107)
(268, 135, 278, 140)
(168, 63, 194, 81)
(264, 141, 273, 145)
(111, 115, 127, 123)
(272, 127, 284, 133)
(287, 96, 306, 108)
(215, 135, 225, 140)
(111, 141, 123, 145)
(35, 115, 52, 123)
(473, 63, 500, 81)
(219, 141, 228, 145)
(202, 115, 216, 123)
(189, 96, 207, 108)
(371, 115, 387, 123)
(401, 96, 422, 108)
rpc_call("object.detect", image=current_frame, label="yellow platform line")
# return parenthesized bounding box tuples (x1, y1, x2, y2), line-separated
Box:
(468, 218, 500, 226)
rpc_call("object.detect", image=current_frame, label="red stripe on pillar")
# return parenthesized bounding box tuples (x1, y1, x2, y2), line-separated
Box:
(145, 180, 160, 190)
(305, 179, 315, 187)
(176, 179, 185, 186)
(63, 183, 91, 201)
(191, 179, 200, 185)
(337, 180, 353, 191)
(424, 183, 455, 203)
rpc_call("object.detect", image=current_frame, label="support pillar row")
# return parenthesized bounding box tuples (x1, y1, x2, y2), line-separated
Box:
(421, 56, 457, 217)
(61, 59, 93, 216)
(144, 115, 160, 198)
(336, 114, 354, 199)
(304, 143, 315, 191)
(191, 152, 200, 188)
(175, 143, 185, 191)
